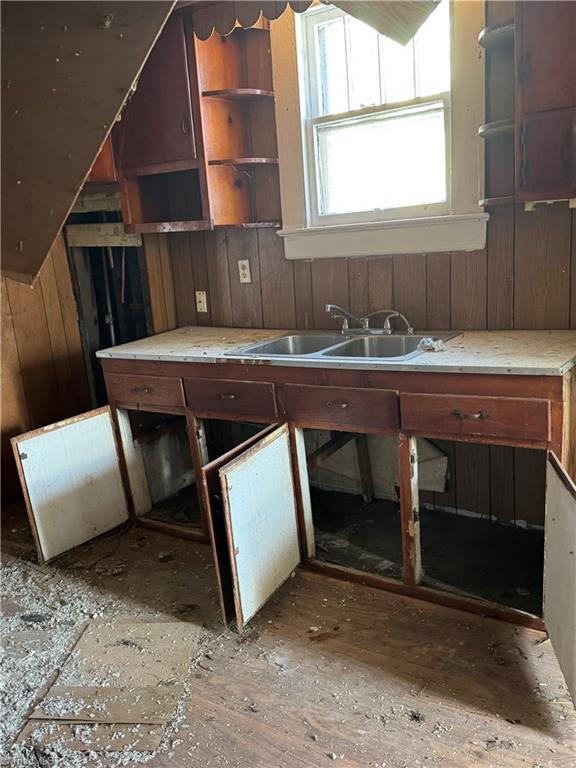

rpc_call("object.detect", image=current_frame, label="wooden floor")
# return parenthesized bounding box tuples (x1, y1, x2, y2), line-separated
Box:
(2, 506, 575, 767)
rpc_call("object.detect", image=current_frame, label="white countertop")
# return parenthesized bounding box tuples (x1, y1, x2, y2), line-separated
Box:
(96, 327, 576, 376)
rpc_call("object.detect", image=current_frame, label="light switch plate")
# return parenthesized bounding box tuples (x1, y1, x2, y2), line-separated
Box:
(195, 290, 208, 313)
(238, 259, 252, 284)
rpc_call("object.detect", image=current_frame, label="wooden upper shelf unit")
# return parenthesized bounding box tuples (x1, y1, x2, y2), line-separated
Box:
(480, 1, 576, 208)
(98, 13, 281, 233)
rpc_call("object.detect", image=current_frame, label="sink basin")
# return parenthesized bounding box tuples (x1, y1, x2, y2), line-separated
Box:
(236, 334, 345, 356)
(322, 335, 426, 359)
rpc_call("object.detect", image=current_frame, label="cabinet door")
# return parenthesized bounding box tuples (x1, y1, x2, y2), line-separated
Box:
(115, 15, 196, 171)
(517, 2, 576, 114)
(544, 453, 576, 705)
(11, 407, 129, 563)
(520, 109, 576, 200)
(199, 424, 301, 629)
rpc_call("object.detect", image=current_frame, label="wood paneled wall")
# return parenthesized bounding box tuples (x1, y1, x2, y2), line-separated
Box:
(141, 0, 576, 527)
(1, 234, 90, 502)
(143, 201, 575, 526)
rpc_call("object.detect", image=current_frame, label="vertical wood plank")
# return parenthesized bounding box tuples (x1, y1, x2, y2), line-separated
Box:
(1, 278, 30, 500)
(398, 433, 422, 586)
(39, 252, 78, 413)
(50, 235, 91, 412)
(227, 229, 264, 328)
(169, 232, 198, 327)
(450, 250, 488, 329)
(426, 252, 451, 330)
(158, 234, 176, 330)
(514, 448, 546, 526)
(293, 260, 313, 330)
(205, 230, 233, 327)
(310, 258, 350, 330)
(489, 445, 515, 523)
(258, 228, 296, 329)
(189, 232, 212, 326)
(348, 258, 368, 317)
(367, 256, 394, 315)
(454, 443, 491, 518)
(5, 276, 62, 427)
(143, 234, 169, 332)
(571, 209, 576, 329)
(514, 204, 571, 329)
(487, 205, 514, 329)
(393, 254, 427, 330)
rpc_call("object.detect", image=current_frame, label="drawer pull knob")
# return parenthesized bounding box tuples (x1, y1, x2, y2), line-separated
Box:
(219, 393, 239, 400)
(326, 400, 350, 409)
(130, 386, 153, 394)
(451, 409, 489, 420)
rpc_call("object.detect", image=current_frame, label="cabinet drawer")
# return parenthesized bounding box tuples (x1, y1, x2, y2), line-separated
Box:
(106, 373, 184, 408)
(283, 385, 399, 431)
(184, 379, 277, 421)
(401, 393, 550, 442)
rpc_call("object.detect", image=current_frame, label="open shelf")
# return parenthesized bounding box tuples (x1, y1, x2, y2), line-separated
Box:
(478, 19, 514, 50)
(479, 118, 514, 139)
(202, 88, 274, 100)
(194, 25, 281, 227)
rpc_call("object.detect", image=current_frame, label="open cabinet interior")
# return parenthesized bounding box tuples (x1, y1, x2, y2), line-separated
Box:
(299, 428, 449, 582)
(418, 442, 546, 617)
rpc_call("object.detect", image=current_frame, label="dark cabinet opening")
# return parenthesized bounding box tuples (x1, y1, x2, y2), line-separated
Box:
(419, 442, 545, 616)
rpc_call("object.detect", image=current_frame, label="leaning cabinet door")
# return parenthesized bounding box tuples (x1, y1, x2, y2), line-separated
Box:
(544, 453, 576, 705)
(11, 407, 129, 563)
(204, 424, 301, 630)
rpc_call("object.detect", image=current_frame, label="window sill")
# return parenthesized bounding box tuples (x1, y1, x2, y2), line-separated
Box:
(277, 213, 489, 260)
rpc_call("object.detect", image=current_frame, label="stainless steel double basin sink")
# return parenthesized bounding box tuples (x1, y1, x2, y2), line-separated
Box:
(230, 332, 454, 362)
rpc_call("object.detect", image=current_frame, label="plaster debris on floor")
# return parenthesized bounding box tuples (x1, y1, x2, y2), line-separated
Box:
(2, 504, 575, 768)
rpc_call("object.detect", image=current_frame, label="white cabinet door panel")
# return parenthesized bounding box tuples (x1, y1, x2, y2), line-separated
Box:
(544, 453, 576, 705)
(11, 407, 129, 563)
(220, 424, 300, 630)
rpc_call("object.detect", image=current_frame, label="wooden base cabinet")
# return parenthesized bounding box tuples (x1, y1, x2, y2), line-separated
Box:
(11, 360, 576, 706)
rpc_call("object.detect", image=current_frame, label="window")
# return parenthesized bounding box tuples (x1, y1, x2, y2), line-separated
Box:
(300, 1, 451, 226)
(270, 1, 487, 259)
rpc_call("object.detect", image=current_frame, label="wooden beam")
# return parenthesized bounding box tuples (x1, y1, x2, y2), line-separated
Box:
(65, 224, 142, 248)
(306, 432, 355, 471)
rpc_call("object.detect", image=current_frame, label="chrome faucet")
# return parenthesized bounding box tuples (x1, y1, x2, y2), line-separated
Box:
(360, 309, 414, 335)
(325, 304, 368, 333)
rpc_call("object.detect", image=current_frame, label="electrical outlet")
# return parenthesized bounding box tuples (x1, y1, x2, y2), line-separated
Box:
(238, 259, 252, 284)
(195, 290, 208, 313)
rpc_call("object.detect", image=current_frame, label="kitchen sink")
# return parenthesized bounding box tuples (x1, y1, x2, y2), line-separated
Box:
(321, 334, 426, 360)
(236, 334, 344, 356)
(232, 332, 457, 362)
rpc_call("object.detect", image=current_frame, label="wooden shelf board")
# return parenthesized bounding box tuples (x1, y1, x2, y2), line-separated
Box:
(125, 220, 212, 234)
(478, 118, 514, 139)
(202, 88, 274, 100)
(478, 19, 514, 50)
(479, 196, 515, 207)
(208, 157, 279, 166)
(121, 159, 200, 178)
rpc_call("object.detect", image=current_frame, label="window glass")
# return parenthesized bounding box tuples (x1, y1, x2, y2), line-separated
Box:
(315, 103, 447, 215)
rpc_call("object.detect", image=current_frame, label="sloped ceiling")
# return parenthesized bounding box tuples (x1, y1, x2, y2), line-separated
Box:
(1, 1, 174, 285)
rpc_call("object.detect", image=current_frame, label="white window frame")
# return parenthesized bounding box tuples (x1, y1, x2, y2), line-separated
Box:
(299, 4, 452, 227)
(271, 1, 488, 260)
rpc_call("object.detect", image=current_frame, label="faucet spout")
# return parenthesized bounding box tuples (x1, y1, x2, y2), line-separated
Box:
(325, 304, 367, 332)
